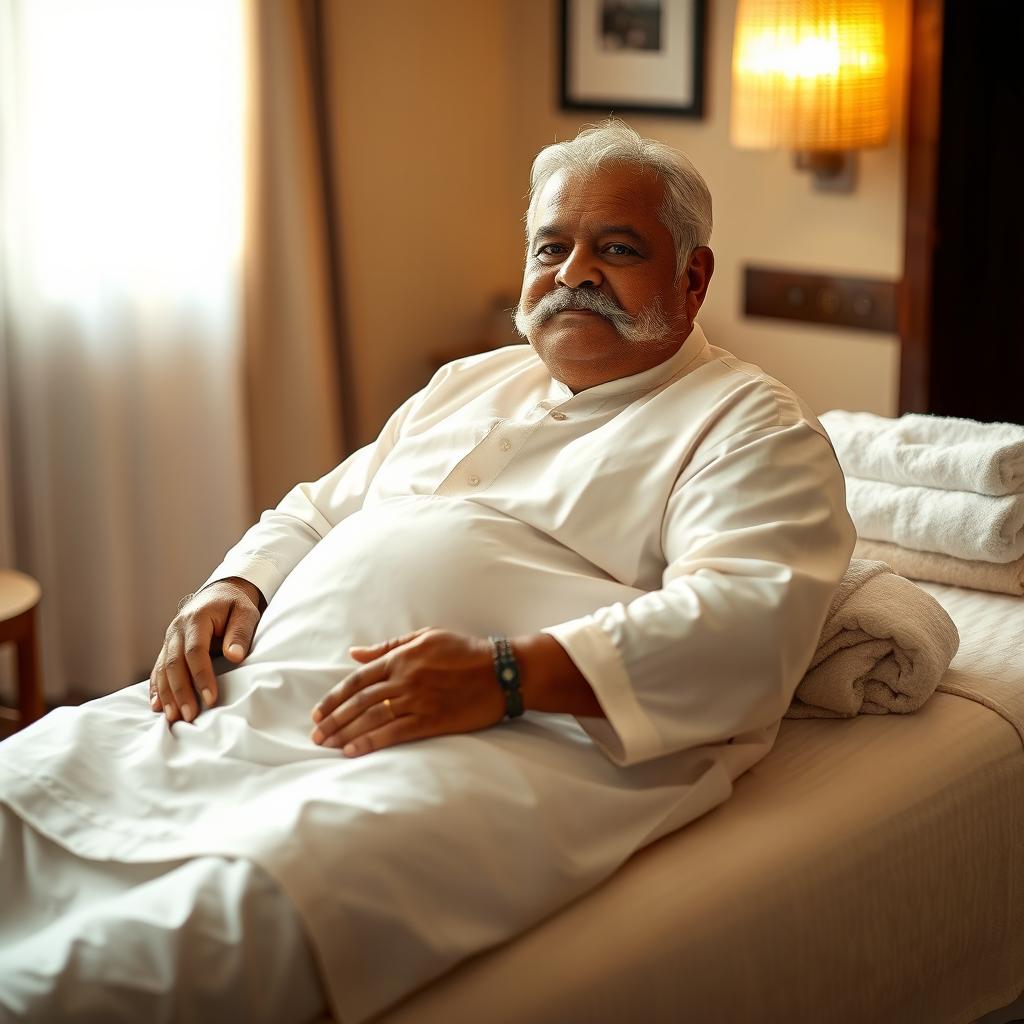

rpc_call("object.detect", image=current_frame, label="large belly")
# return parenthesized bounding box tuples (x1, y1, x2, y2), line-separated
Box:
(241, 495, 641, 681)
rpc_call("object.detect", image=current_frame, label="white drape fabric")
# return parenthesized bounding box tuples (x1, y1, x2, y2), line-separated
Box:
(0, 0, 251, 700)
(0, 805, 326, 1022)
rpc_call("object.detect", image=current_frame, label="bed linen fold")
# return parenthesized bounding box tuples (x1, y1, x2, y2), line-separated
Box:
(927, 583, 1024, 747)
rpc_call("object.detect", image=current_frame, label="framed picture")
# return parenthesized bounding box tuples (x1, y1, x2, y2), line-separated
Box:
(560, 0, 706, 117)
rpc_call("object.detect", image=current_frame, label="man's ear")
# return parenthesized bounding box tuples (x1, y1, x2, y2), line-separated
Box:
(680, 246, 715, 320)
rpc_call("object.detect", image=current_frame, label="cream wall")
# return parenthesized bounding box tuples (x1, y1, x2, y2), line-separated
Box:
(331, 0, 909, 446)
(329, 0, 524, 447)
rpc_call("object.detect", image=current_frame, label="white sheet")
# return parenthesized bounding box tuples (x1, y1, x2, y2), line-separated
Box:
(0, 495, 779, 1023)
(927, 581, 1024, 743)
(0, 804, 324, 1022)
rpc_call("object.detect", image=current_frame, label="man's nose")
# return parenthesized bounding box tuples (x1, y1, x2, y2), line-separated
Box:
(554, 247, 603, 290)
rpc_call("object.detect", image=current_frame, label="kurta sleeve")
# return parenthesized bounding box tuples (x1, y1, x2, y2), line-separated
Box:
(201, 385, 428, 603)
(543, 391, 856, 767)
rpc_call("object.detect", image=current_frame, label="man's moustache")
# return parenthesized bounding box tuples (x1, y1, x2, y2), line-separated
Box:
(520, 289, 634, 330)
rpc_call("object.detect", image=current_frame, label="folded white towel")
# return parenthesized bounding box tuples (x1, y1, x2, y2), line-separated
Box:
(785, 559, 960, 719)
(845, 476, 1024, 564)
(820, 409, 1024, 496)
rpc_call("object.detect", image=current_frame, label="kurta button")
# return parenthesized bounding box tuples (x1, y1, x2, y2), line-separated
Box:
(551, 411, 568, 420)
(500, 439, 512, 451)
(468, 474, 481, 486)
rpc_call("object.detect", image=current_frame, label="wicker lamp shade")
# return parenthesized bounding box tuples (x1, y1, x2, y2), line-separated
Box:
(731, 0, 889, 152)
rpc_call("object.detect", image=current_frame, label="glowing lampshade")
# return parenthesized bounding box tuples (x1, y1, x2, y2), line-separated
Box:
(731, 0, 889, 153)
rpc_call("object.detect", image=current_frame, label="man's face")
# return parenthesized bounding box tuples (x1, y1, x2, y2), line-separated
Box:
(516, 162, 711, 392)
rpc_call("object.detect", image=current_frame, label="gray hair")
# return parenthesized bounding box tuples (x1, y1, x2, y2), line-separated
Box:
(525, 118, 713, 279)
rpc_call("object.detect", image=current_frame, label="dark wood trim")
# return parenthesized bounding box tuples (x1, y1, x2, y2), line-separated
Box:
(899, 0, 944, 413)
(0, 605, 43, 729)
(303, 0, 358, 454)
(744, 266, 898, 333)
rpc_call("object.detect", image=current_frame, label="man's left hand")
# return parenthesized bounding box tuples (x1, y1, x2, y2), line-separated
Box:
(310, 628, 506, 757)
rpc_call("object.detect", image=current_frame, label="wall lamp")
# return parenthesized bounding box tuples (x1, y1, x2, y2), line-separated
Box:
(730, 0, 890, 192)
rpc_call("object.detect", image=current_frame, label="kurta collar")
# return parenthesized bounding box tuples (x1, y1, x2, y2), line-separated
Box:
(544, 322, 711, 403)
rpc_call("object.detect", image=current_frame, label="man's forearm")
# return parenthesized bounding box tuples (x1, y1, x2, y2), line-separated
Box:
(512, 633, 605, 718)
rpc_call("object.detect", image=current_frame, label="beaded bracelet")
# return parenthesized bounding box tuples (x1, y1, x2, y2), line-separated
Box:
(488, 635, 524, 719)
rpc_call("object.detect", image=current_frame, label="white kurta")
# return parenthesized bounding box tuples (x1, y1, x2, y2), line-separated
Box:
(0, 324, 855, 1023)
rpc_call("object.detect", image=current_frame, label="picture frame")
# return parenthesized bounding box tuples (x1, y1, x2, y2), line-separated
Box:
(560, 0, 706, 118)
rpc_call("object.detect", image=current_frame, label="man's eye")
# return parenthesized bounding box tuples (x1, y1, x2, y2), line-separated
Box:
(535, 244, 566, 258)
(605, 243, 637, 256)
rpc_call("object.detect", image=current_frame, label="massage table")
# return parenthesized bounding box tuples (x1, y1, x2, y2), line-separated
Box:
(330, 582, 1024, 1023)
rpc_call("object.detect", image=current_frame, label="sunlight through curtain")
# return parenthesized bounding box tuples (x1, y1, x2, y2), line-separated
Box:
(0, 0, 250, 700)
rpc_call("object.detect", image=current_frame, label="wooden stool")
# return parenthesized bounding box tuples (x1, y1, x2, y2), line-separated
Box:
(0, 569, 44, 730)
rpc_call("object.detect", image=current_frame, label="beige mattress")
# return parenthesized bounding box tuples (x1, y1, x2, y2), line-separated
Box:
(373, 585, 1024, 1024)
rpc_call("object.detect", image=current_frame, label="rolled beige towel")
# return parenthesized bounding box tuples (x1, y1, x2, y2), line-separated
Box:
(820, 409, 1024, 496)
(854, 538, 1024, 597)
(784, 559, 960, 719)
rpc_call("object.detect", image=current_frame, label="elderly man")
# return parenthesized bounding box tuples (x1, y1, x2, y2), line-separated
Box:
(0, 120, 854, 1023)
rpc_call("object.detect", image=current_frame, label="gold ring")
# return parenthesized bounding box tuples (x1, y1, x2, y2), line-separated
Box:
(383, 697, 395, 720)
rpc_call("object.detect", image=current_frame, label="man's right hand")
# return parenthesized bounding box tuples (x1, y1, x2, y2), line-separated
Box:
(149, 577, 264, 726)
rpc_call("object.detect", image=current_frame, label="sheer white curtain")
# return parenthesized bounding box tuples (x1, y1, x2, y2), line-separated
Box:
(0, 0, 250, 701)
